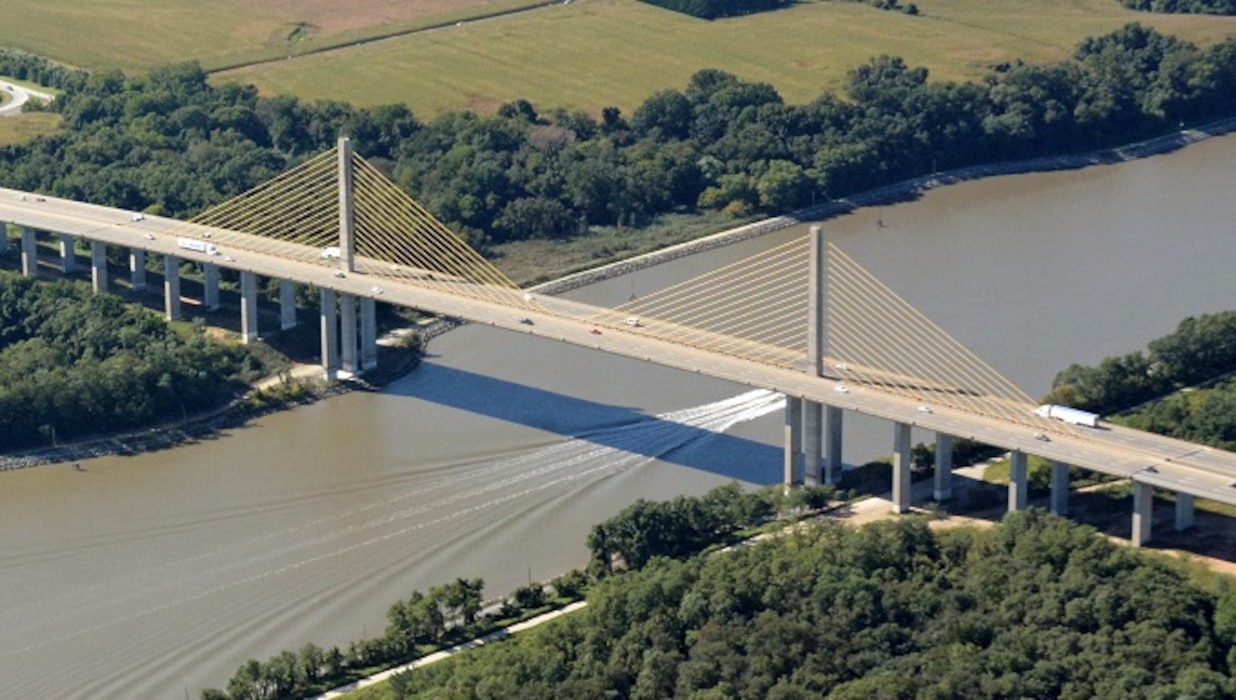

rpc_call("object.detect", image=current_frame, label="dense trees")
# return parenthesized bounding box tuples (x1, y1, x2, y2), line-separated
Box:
(6, 25, 1236, 252)
(392, 511, 1236, 699)
(1120, 0, 1236, 14)
(1046, 310, 1236, 415)
(0, 273, 268, 450)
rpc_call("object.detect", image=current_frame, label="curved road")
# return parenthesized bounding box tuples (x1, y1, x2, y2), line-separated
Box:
(0, 80, 53, 116)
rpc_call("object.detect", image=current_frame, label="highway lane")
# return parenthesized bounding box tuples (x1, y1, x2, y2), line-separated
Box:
(7, 187, 1236, 506)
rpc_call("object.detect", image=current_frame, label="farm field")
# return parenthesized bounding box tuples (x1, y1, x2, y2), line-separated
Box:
(0, 0, 544, 73)
(213, 0, 1236, 118)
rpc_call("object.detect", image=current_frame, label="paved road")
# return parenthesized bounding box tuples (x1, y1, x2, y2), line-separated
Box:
(0, 81, 53, 116)
(5, 187, 1236, 506)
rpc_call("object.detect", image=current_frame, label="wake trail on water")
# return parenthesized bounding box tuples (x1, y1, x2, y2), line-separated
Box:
(4, 390, 785, 654)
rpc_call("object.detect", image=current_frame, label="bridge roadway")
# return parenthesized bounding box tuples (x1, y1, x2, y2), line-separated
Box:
(6, 188, 1236, 510)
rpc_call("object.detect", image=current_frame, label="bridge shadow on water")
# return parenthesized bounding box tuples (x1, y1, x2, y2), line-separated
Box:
(383, 360, 782, 484)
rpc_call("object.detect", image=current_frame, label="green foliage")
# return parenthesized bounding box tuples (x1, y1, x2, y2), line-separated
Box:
(1047, 310, 1236, 415)
(587, 482, 781, 573)
(0, 273, 266, 450)
(1119, 0, 1236, 14)
(391, 511, 1236, 699)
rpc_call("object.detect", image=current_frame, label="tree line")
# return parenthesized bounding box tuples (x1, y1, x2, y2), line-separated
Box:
(382, 510, 1236, 699)
(1046, 310, 1236, 415)
(0, 273, 268, 451)
(4, 24, 1236, 252)
(1119, 0, 1236, 14)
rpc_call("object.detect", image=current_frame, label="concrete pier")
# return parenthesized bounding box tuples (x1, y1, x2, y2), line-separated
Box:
(803, 401, 822, 487)
(1175, 493, 1195, 531)
(1008, 450, 1028, 512)
(892, 421, 912, 513)
(164, 255, 181, 321)
(240, 271, 258, 343)
(90, 240, 107, 293)
(1132, 481, 1153, 547)
(203, 263, 221, 311)
(784, 396, 803, 486)
(280, 279, 297, 330)
(361, 296, 377, 370)
(340, 292, 358, 373)
(1050, 462, 1069, 516)
(320, 288, 339, 379)
(933, 433, 953, 502)
(130, 249, 147, 292)
(0, 226, 7, 254)
(21, 226, 37, 277)
(825, 405, 843, 486)
(59, 234, 76, 274)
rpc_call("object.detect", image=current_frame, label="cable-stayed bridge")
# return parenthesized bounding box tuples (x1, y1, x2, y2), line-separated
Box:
(3, 139, 1235, 547)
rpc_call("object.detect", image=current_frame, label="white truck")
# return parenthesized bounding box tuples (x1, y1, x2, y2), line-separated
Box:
(1034, 404, 1100, 428)
(177, 237, 219, 256)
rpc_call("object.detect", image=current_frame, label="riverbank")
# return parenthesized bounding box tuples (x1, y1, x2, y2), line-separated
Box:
(528, 115, 1236, 296)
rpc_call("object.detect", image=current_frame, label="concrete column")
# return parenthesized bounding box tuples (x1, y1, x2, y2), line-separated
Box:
(803, 401, 822, 486)
(129, 249, 147, 292)
(1008, 450, 1028, 512)
(1050, 462, 1070, 516)
(320, 288, 339, 379)
(1132, 481, 1153, 547)
(0, 225, 8, 254)
(783, 396, 803, 487)
(20, 226, 37, 277)
(203, 263, 221, 311)
(280, 279, 297, 330)
(338, 137, 356, 273)
(1175, 493, 1195, 531)
(340, 292, 358, 373)
(892, 422, 912, 513)
(933, 433, 953, 502)
(825, 405, 843, 486)
(164, 254, 182, 321)
(361, 296, 378, 371)
(90, 240, 107, 293)
(59, 234, 77, 274)
(240, 270, 258, 344)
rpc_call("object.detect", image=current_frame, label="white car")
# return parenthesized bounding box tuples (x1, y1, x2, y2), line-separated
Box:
(834, 385, 849, 394)
(131, 213, 145, 222)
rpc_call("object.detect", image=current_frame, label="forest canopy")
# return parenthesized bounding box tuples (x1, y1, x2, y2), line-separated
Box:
(386, 511, 1236, 699)
(0, 273, 268, 450)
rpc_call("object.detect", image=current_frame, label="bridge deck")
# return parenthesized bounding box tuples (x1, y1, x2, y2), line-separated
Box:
(6, 187, 1236, 505)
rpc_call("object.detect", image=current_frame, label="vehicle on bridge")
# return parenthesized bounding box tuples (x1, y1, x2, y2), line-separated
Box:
(176, 237, 219, 256)
(1034, 404, 1100, 427)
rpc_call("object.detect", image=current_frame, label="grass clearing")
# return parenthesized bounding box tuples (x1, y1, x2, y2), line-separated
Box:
(0, 113, 63, 146)
(491, 210, 756, 286)
(214, 0, 1236, 118)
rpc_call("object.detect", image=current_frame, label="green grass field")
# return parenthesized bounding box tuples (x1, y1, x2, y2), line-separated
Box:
(214, 0, 1236, 118)
(0, 0, 545, 72)
(1, 0, 1234, 118)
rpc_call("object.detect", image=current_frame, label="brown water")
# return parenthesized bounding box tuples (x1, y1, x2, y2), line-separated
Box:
(3, 134, 1235, 698)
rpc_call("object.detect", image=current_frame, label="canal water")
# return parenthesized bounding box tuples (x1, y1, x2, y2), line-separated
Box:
(2, 133, 1235, 698)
